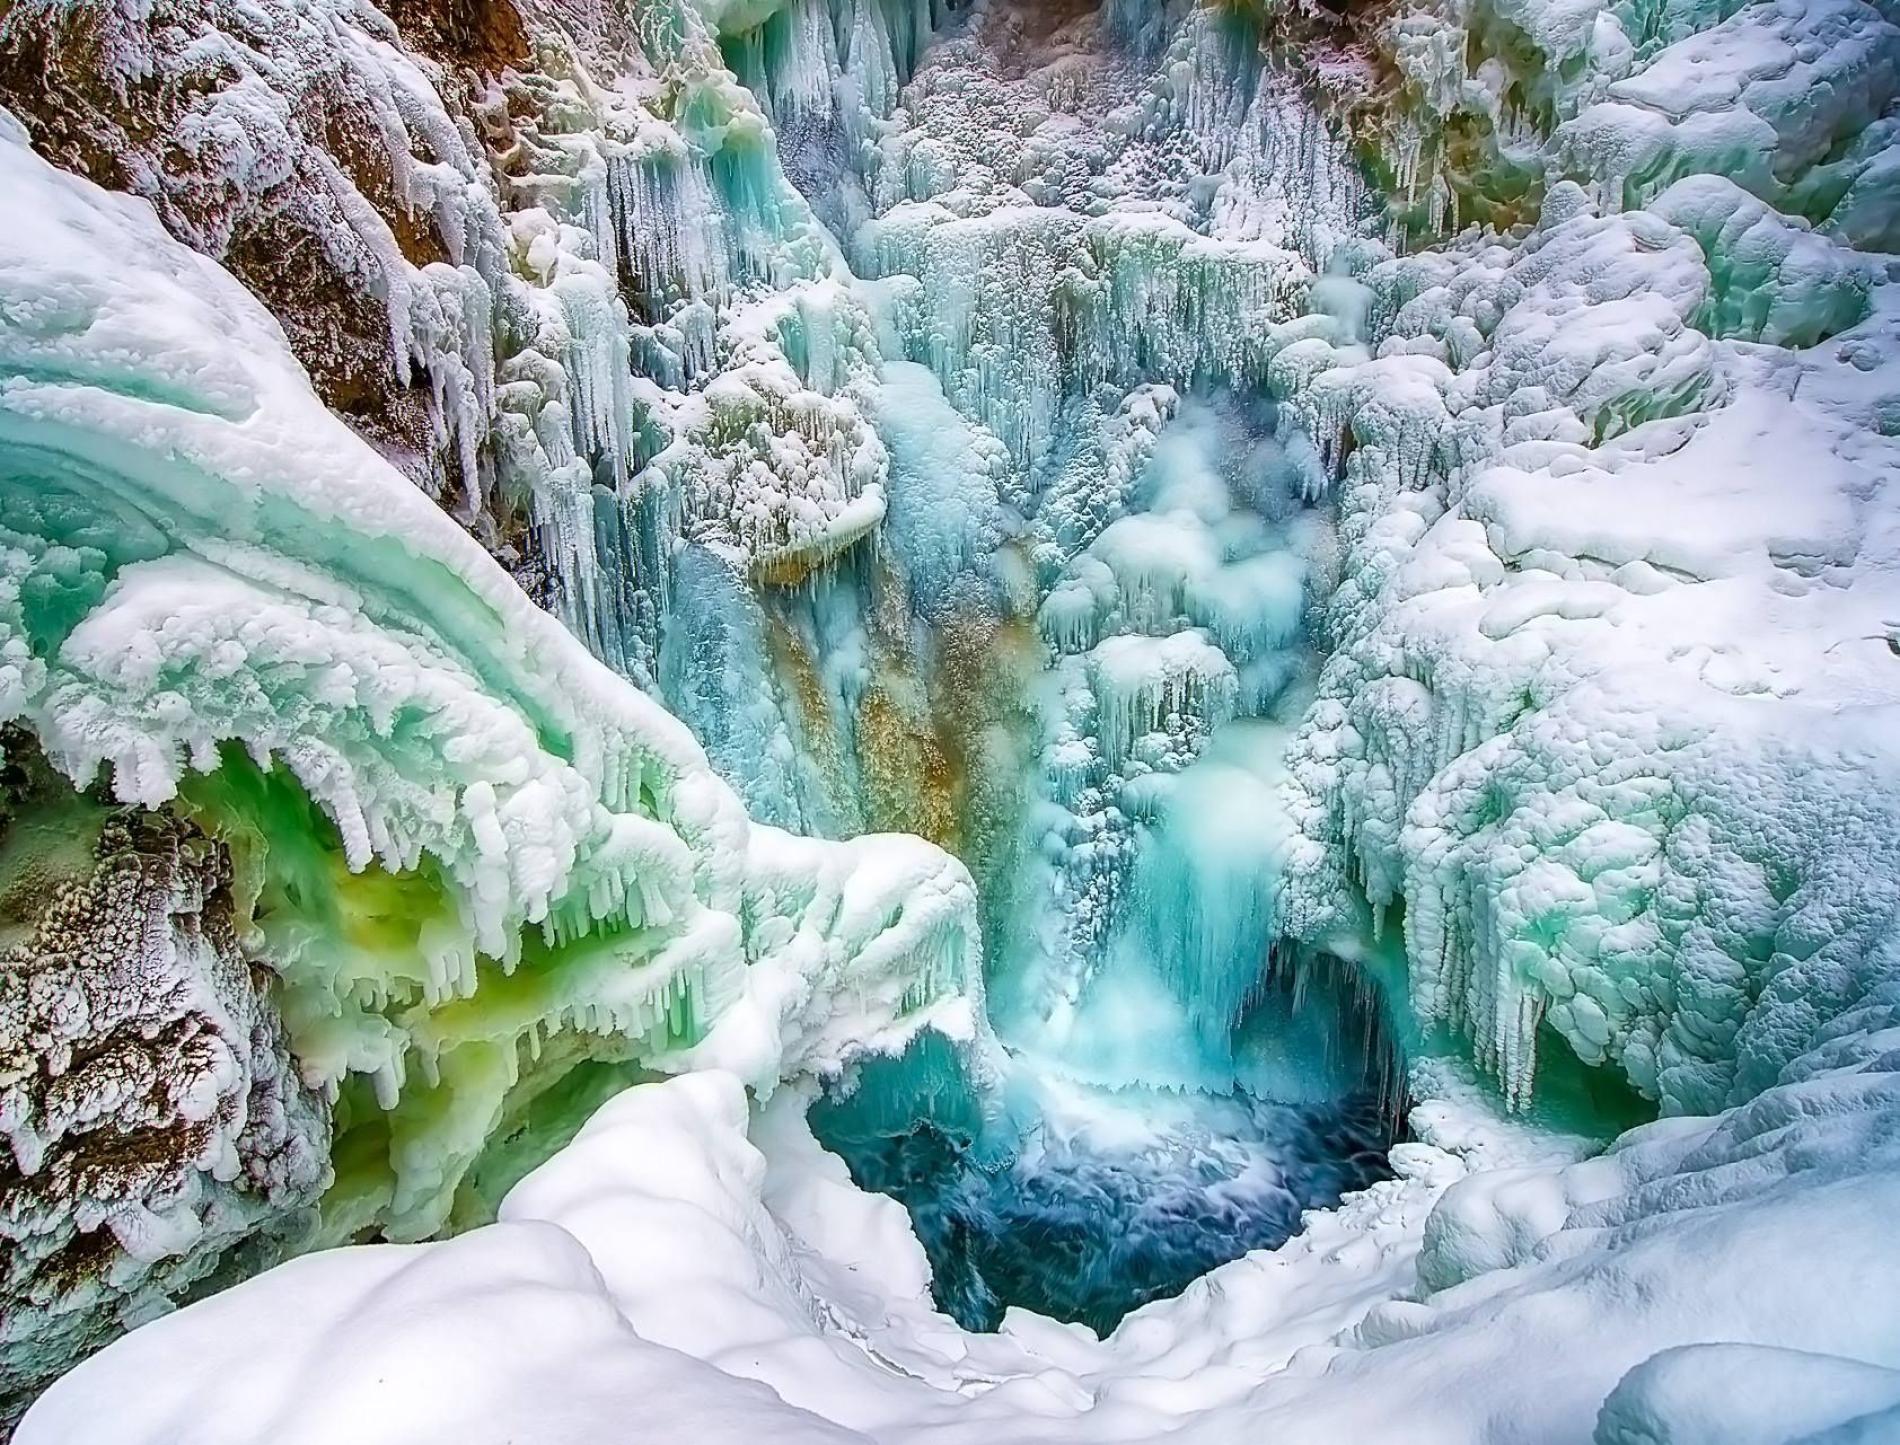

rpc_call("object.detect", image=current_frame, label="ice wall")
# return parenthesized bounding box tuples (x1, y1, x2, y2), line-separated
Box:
(484, 0, 1393, 1132)
(694, 0, 1380, 1072)
(1271, 0, 1900, 1118)
(697, 0, 1411, 1333)
(0, 105, 980, 1405)
(995, 398, 1332, 1084)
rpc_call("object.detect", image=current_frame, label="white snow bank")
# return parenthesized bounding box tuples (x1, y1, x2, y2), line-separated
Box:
(1596, 1344, 1900, 1445)
(30, 999, 1900, 1443)
(1284, 171, 1900, 1121)
(17, 1211, 868, 1445)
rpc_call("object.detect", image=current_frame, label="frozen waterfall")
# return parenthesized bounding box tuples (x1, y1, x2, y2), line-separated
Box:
(3, 0, 1900, 1438)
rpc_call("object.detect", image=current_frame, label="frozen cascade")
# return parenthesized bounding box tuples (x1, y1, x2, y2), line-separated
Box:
(812, 392, 1404, 1331)
(685, 0, 1414, 1333)
(7, 0, 1900, 1437)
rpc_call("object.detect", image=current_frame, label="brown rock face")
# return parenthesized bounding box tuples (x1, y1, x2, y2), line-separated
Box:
(0, 0, 524, 490)
(0, 739, 329, 1429)
(377, 0, 530, 75)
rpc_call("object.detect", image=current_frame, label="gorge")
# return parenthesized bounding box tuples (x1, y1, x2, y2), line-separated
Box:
(1, 0, 1899, 1438)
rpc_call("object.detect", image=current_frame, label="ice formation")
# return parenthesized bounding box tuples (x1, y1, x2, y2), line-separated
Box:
(0, 98, 977, 1407)
(2, 0, 1899, 1437)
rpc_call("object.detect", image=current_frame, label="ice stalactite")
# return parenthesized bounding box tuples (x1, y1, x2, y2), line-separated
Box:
(484, 19, 916, 708)
(1269, 0, 1900, 1119)
(0, 107, 983, 1402)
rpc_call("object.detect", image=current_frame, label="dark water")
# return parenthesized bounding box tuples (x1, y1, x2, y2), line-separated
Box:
(811, 1024, 1400, 1336)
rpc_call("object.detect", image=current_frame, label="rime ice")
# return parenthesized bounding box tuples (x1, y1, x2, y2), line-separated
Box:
(3, 0, 1900, 1439)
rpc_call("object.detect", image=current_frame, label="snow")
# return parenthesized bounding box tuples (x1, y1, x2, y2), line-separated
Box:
(8, 0, 1900, 1433)
(1596, 1345, 1900, 1445)
(1281, 215, 1900, 1112)
(32, 1000, 1900, 1443)
(18, 1216, 870, 1445)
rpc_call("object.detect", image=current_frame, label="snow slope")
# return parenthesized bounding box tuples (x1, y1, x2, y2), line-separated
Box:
(27, 1015, 1900, 1444)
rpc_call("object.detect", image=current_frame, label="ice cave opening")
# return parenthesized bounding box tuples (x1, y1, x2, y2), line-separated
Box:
(811, 952, 1403, 1333)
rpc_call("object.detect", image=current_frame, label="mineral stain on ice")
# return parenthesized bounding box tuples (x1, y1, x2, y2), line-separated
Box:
(795, 376, 1408, 1333)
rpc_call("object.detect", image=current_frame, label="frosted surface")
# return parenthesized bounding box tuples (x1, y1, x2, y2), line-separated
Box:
(3, 0, 1900, 1435)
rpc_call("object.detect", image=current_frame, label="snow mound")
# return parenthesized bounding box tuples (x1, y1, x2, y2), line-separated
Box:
(29, 999, 1900, 1443)
(1279, 1, 1900, 1114)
